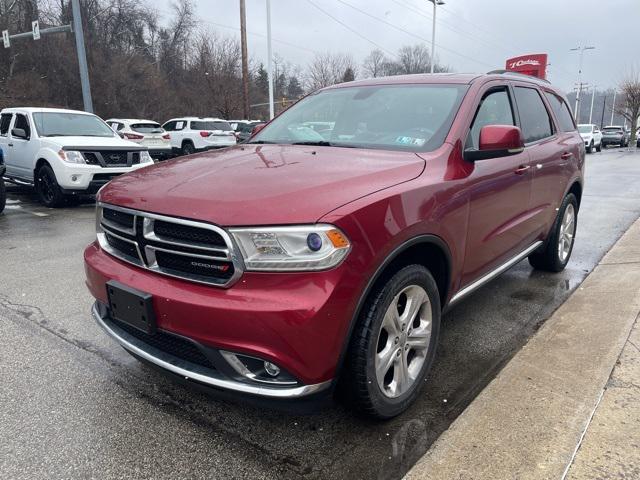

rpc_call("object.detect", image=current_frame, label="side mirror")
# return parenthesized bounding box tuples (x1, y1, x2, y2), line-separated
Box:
(11, 128, 28, 140)
(250, 123, 266, 139)
(464, 125, 525, 162)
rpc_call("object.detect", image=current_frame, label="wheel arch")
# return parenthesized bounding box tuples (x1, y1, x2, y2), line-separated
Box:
(334, 234, 452, 384)
(567, 180, 583, 209)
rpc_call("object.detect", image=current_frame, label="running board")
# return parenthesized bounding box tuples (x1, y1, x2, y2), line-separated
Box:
(449, 241, 543, 306)
(3, 176, 33, 186)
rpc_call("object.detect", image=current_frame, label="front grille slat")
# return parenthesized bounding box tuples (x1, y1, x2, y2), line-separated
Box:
(79, 150, 141, 167)
(98, 205, 240, 287)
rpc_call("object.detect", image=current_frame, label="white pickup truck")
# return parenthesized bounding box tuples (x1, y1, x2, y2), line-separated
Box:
(0, 107, 154, 207)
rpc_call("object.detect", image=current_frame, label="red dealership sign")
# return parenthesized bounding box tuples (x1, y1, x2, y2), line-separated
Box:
(505, 54, 548, 80)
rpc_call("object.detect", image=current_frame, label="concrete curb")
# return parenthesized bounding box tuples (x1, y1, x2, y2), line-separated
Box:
(405, 219, 640, 480)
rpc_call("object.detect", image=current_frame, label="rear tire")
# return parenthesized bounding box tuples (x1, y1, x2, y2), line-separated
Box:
(528, 193, 578, 272)
(0, 179, 6, 214)
(343, 265, 441, 419)
(181, 141, 195, 156)
(35, 165, 65, 208)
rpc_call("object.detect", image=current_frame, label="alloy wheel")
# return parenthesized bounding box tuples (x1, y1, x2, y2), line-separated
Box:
(558, 203, 576, 263)
(374, 285, 432, 398)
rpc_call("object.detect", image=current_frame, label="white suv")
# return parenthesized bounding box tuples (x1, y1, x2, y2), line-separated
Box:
(0, 107, 154, 207)
(577, 124, 602, 153)
(162, 117, 236, 155)
(105, 118, 172, 160)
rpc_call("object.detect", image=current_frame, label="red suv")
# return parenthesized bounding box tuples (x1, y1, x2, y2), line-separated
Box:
(84, 72, 584, 418)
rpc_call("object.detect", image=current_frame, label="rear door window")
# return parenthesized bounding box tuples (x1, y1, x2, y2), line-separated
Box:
(0, 113, 13, 136)
(467, 88, 515, 150)
(514, 87, 554, 143)
(544, 92, 576, 132)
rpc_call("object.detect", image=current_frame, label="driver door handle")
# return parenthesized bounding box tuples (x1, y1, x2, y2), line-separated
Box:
(8, 143, 13, 147)
(514, 165, 530, 175)
(561, 152, 573, 160)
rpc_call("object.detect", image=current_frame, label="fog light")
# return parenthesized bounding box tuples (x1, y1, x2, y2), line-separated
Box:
(71, 175, 78, 182)
(264, 361, 280, 377)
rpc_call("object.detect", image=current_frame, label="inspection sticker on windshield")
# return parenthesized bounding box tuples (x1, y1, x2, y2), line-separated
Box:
(395, 136, 425, 146)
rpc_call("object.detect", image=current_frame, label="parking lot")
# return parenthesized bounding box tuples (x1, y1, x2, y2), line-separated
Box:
(1, 148, 640, 480)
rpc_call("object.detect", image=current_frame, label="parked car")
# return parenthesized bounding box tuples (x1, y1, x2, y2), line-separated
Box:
(235, 121, 266, 143)
(601, 125, 629, 148)
(229, 119, 262, 131)
(106, 118, 172, 160)
(577, 124, 602, 153)
(85, 72, 584, 418)
(0, 107, 154, 207)
(0, 147, 5, 214)
(161, 117, 236, 155)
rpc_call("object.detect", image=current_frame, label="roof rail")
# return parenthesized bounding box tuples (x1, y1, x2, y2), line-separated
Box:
(486, 69, 550, 83)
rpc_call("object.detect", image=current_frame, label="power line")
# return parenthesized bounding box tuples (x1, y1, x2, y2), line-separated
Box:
(333, 0, 495, 69)
(304, 0, 398, 58)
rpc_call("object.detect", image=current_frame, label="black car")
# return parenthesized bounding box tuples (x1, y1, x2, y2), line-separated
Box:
(0, 147, 6, 214)
(235, 121, 266, 143)
(601, 126, 630, 148)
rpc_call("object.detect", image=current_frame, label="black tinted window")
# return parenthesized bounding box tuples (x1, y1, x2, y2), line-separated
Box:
(514, 87, 553, 143)
(131, 123, 163, 133)
(0, 113, 12, 136)
(191, 121, 232, 131)
(14, 114, 31, 138)
(162, 121, 176, 131)
(544, 92, 575, 132)
(467, 89, 515, 150)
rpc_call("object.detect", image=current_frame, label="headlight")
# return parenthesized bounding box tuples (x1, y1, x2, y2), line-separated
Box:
(229, 225, 351, 271)
(140, 150, 153, 164)
(58, 150, 86, 164)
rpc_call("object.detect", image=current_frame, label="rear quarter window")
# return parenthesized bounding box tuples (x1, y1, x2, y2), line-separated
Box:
(0, 113, 12, 136)
(544, 92, 576, 132)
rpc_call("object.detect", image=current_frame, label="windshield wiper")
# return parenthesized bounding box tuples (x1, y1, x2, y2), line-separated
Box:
(292, 141, 356, 148)
(245, 140, 278, 144)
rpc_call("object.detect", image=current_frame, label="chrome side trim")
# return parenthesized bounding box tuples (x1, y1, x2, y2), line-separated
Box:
(92, 303, 332, 398)
(449, 241, 543, 305)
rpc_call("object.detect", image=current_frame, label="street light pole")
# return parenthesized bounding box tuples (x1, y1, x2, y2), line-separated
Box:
(570, 45, 595, 119)
(71, 0, 93, 113)
(428, 0, 444, 74)
(610, 90, 617, 125)
(589, 85, 597, 124)
(266, 0, 274, 120)
(239, 0, 250, 120)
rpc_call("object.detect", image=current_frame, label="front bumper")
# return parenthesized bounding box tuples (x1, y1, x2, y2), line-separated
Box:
(55, 163, 152, 190)
(91, 301, 331, 398)
(84, 241, 360, 397)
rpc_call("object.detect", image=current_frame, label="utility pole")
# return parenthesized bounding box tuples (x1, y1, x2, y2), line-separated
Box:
(589, 86, 597, 124)
(266, 0, 274, 119)
(239, 0, 250, 120)
(71, 0, 93, 112)
(570, 45, 595, 119)
(600, 94, 607, 129)
(573, 82, 589, 124)
(428, 0, 444, 74)
(610, 90, 617, 125)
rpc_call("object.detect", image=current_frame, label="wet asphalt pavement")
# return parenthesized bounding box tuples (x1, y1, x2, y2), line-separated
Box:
(1, 148, 640, 480)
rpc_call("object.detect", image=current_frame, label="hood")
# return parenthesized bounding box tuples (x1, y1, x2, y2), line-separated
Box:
(42, 136, 142, 149)
(99, 145, 425, 226)
(579, 133, 592, 139)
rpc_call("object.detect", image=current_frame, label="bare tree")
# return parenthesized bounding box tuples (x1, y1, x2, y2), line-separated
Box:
(615, 69, 640, 147)
(306, 52, 356, 91)
(362, 49, 387, 78)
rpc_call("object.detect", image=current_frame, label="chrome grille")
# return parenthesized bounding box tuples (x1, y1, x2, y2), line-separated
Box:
(96, 203, 243, 287)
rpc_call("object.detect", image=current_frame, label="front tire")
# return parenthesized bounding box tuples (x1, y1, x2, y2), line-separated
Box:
(35, 165, 65, 208)
(586, 140, 593, 153)
(595, 142, 601, 152)
(343, 265, 441, 418)
(528, 193, 578, 272)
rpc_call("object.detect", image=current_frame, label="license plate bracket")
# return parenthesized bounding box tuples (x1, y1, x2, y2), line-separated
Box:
(106, 280, 157, 334)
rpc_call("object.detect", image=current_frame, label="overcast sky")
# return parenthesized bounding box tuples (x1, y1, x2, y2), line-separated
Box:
(157, 0, 638, 93)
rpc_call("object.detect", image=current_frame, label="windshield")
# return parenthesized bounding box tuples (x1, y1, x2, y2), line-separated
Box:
(191, 121, 232, 131)
(249, 84, 468, 151)
(33, 112, 115, 137)
(131, 122, 163, 134)
(578, 125, 592, 133)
